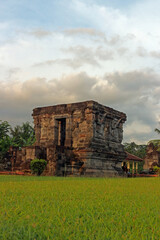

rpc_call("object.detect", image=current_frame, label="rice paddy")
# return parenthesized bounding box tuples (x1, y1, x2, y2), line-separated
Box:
(0, 176, 160, 240)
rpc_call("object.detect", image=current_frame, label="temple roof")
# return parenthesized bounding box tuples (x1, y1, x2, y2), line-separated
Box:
(125, 152, 143, 162)
(32, 100, 126, 120)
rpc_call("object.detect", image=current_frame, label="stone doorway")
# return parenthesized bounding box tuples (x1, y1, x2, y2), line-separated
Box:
(57, 118, 66, 146)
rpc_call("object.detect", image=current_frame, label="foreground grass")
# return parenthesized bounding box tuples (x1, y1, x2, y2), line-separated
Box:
(0, 176, 160, 240)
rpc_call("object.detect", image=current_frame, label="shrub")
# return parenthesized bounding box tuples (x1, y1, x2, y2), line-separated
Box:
(153, 166, 160, 175)
(30, 159, 47, 176)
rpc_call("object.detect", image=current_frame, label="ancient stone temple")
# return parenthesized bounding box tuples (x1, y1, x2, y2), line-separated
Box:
(143, 140, 160, 169)
(11, 100, 127, 176)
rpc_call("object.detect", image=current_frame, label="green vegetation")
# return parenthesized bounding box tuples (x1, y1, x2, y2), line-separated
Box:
(124, 142, 146, 159)
(30, 159, 47, 176)
(154, 125, 160, 151)
(148, 139, 160, 151)
(0, 120, 35, 161)
(153, 166, 160, 175)
(10, 122, 35, 147)
(0, 121, 11, 160)
(1, 176, 160, 240)
(124, 142, 146, 172)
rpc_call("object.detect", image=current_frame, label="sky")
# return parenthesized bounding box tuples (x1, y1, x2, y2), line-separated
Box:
(0, 0, 160, 144)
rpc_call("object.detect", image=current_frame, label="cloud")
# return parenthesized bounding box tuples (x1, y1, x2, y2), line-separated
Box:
(33, 58, 99, 69)
(29, 29, 53, 38)
(104, 70, 160, 92)
(150, 51, 160, 59)
(125, 120, 152, 135)
(1, 0, 160, 144)
(32, 45, 115, 69)
(117, 47, 128, 56)
(95, 47, 114, 60)
(63, 45, 100, 66)
(137, 47, 148, 57)
(0, 70, 160, 143)
(136, 48, 160, 59)
(62, 45, 114, 65)
(64, 28, 105, 38)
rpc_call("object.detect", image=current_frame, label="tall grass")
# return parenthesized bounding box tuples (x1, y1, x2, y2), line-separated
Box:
(0, 176, 160, 240)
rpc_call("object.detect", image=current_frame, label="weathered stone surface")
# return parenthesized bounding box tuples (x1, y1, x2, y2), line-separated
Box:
(144, 141, 160, 169)
(10, 100, 127, 176)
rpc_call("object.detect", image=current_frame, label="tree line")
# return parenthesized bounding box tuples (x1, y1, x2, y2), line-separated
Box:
(1, 119, 159, 163)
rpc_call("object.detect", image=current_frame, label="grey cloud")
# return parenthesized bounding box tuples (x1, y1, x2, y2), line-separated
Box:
(137, 47, 148, 57)
(33, 45, 115, 69)
(63, 46, 100, 66)
(125, 33, 136, 40)
(150, 51, 160, 58)
(117, 47, 128, 56)
(104, 70, 160, 92)
(33, 57, 99, 69)
(0, 73, 97, 123)
(106, 34, 135, 46)
(7, 67, 21, 80)
(63, 29, 136, 48)
(33, 60, 58, 67)
(64, 28, 106, 38)
(29, 29, 52, 38)
(0, 70, 160, 143)
(62, 45, 114, 64)
(108, 35, 121, 45)
(136, 48, 160, 59)
(102, 71, 160, 142)
(95, 47, 114, 60)
(33, 46, 102, 69)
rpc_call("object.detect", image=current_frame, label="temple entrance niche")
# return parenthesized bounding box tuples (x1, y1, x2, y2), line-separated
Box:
(56, 118, 66, 146)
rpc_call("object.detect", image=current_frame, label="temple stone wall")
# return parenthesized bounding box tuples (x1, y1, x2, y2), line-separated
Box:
(144, 142, 160, 169)
(10, 101, 127, 176)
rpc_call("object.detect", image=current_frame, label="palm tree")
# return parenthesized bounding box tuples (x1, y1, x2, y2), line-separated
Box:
(10, 122, 35, 147)
(155, 122, 160, 134)
(155, 128, 160, 134)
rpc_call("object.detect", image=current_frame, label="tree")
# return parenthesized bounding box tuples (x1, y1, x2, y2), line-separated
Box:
(155, 128, 160, 134)
(155, 122, 160, 134)
(0, 120, 11, 160)
(123, 142, 147, 159)
(30, 159, 47, 176)
(0, 120, 35, 162)
(123, 142, 146, 172)
(0, 120, 10, 138)
(10, 122, 35, 147)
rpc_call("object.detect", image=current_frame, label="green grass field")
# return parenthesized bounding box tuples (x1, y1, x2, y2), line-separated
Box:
(0, 176, 160, 240)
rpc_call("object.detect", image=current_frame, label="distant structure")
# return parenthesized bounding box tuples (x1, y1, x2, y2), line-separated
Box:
(144, 140, 160, 169)
(122, 152, 143, 174)
(10, 100, 127, 176)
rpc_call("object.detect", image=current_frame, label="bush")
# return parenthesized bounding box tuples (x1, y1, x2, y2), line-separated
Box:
(30, 159, 47, 176)
(153, 166, 160, 175)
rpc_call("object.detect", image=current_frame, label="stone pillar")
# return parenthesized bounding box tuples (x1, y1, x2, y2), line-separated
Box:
(136, 162, 138, 174)
(65, 117, 72, 147)
(58, 121, 61, 146)
(127, 161, 130, 170)
(72, 162, 74, 174)
(132, 162, 135, 175)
